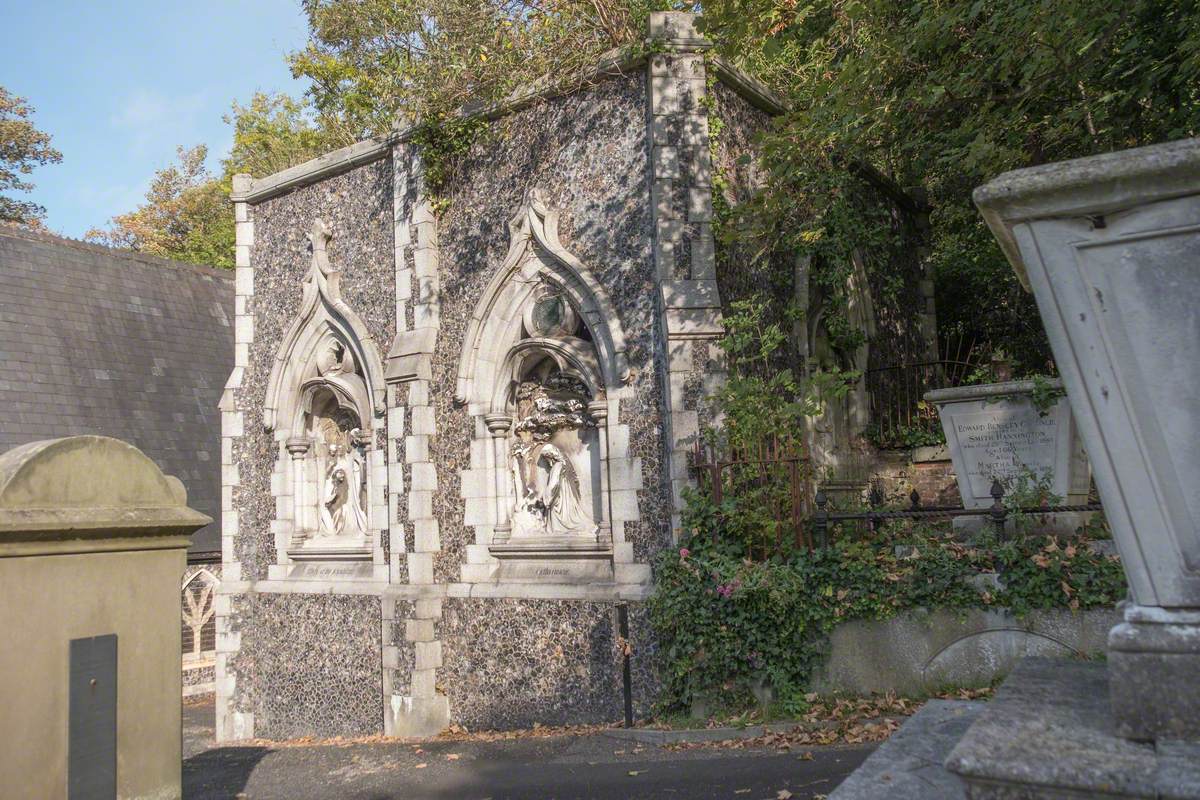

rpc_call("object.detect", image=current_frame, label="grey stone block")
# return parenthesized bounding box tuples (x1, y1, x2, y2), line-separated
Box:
(945, 657, 1200, 799)
(830, 700, 982, 799)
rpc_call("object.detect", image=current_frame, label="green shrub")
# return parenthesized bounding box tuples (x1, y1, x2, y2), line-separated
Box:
(647, 513, 1126, 714)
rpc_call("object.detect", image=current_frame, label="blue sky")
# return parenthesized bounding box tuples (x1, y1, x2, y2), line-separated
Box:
(2, 0, 310, 238)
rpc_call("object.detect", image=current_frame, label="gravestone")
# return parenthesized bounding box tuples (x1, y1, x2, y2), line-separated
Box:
(926, 379, 1090, 533)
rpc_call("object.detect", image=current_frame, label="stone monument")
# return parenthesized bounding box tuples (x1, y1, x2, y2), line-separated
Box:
(832, 139, 1200, 798)
(0, 436, 210, 800)
(926, 378, 1090, 533)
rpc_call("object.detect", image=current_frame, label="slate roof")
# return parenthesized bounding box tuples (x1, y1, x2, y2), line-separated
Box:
(0, 226, 233, 557)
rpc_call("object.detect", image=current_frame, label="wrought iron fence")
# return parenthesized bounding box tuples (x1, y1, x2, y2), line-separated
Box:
(692, 432, 813, 559)
(864, 336, 983, 449)
(810, 480, 1103, 546)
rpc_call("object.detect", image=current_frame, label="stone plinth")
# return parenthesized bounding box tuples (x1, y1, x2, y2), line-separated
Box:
(975, 137, 1200, 742)
(0, 436, 210, 800)
(945, 658, 1200, 799)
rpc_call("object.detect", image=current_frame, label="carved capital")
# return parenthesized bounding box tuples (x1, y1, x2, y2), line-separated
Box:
(484, 413, 512, 436)
(285, 437, 311, 458)
(586, 400, 608, 424)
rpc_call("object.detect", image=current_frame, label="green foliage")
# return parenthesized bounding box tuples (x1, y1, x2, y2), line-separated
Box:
(86, 146, 235, 268)
(289, 0, 683, 138)
(700, 0, 1200, 369)
(648, 517, 1126, 712)
(1028, 374, 1067, 416)
(863, 421, 944, 451)
(408, 113, 489, 213)
(0, 86, 62, 228)
(705, 297, 853, 555)
(223, 92, 344, 178)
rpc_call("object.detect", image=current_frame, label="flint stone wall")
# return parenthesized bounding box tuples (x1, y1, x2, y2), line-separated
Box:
(430, 72, 669, 578)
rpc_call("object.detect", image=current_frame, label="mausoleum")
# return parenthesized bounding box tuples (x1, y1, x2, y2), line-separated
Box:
(216, 12, 937, 739)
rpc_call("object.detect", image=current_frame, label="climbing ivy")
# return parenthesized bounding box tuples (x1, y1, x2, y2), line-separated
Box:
(647, 514, 1127, 715)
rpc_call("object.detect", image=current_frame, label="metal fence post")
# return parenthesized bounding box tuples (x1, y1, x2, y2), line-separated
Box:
(990, 479, 1008, 539)
(814, 490, 829, 548)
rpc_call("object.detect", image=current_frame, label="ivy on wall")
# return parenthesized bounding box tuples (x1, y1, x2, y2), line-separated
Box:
(647, 509, 1126, 715)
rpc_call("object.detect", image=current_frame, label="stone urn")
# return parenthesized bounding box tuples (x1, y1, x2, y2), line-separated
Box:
(925, 379, 1090, 525)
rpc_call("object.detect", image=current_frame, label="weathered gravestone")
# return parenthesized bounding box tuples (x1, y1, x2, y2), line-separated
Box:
(926, 379, 1090, 533)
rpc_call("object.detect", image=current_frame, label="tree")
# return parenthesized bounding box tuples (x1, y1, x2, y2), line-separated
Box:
(699, 0, 1200, 372)
(224, 91, 342, 177)
(288, 0, 677, 138)
(86, 93, 336, 268)
(87, 145, 234, 268)
(0, 86, 62, 228)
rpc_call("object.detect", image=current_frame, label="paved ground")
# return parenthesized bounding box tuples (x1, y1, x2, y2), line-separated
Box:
(183, 698, 874, 800)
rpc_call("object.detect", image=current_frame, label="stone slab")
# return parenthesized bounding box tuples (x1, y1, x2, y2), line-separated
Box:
(812, 608, 1116, 697)
(829, 700, 983, 799)
(945, 657, 1200, 799)
(927, 380, 1089, 510)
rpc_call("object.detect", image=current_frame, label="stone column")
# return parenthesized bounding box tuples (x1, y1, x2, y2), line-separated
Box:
(484, 413, 512, 544)
(975, 137, 1200, 742)
(285, 437, 310, 536)
(588, 399, 613, 546)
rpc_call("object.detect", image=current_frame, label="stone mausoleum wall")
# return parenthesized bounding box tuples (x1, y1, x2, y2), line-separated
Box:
(215, 13, 820, 741)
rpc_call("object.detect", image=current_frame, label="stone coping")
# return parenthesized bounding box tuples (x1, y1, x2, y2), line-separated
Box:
(0, 436, 211, 550)
(218, 579, 652, 601)
(924, 378, 1062, 404)
(945, 657, 1200, 799)
(974, 137, 1200, 289)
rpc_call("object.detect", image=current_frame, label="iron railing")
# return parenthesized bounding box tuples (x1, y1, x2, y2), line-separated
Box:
(692, 432, 813, 559)
(864, 336, 982, 448)
(810, 480, 1103, 546)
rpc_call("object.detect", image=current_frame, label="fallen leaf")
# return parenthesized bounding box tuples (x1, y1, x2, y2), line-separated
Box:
(415, 763, 428, 769)
(628, 770, 646, 776)
(445, 753, 460, 760)
(777, 791, 794, 799)
(734, 790, 751, 795)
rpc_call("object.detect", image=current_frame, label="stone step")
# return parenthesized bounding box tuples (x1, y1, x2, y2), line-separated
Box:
(945, 657, 1200, 799)
(829, 699, 983, 799)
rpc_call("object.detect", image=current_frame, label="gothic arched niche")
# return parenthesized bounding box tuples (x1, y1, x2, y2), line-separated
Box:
(265, 220, 384, 563)
(456, 191, 628, 579)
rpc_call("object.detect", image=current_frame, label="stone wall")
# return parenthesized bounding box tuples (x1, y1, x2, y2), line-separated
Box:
(226, 592, 383, 737)
(229, 159, 394, 581)
(430, 71, 667, 580)
(220, 159, 394, 739)
(439, 598, 656, 729)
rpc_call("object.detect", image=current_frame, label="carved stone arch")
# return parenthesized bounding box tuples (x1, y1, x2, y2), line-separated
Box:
(490, 338, 604, 415)
(263, 219, 386, 433)
(259, 220, 387, 572)
(455, 190, 630, 409)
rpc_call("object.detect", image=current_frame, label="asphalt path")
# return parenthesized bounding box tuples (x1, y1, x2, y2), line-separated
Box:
(183, 698, 873, 800)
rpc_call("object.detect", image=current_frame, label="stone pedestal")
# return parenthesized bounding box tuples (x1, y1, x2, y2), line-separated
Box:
(1108, 605, 1200, 741)
(0, 436, 210, 800)
(975, 137, 1200, 743)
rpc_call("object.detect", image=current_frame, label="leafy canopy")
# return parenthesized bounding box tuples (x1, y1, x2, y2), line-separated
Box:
(288, 0, 687, 137)
(0, 86, 62, 228)
(700, 0, 1200, 370)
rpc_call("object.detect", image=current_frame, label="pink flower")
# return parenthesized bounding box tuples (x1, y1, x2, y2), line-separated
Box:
(679, 547, 691, 559)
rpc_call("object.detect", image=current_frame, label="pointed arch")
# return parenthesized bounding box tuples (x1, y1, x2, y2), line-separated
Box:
(454, 190, 631, 409)
(263, 219, 386, 432)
